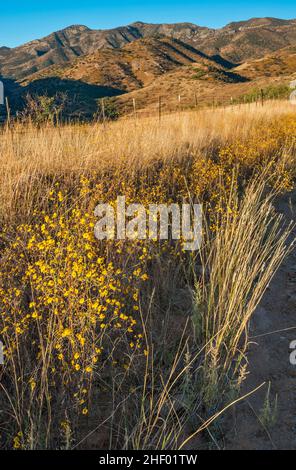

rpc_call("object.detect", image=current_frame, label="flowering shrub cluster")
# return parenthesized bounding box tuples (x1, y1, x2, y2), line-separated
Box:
(0, 180, 150, 448)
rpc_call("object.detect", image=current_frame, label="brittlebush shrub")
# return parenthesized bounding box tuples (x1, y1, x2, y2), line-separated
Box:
(0, 180, 151, 448)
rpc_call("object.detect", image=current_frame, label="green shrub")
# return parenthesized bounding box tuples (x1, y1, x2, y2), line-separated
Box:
(96, 97, 120, 121)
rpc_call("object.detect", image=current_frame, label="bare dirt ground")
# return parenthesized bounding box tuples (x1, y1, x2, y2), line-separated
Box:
(224, 190, 296, 449)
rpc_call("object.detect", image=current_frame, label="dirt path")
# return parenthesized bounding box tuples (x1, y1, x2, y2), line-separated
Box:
(225, 190, 296, 449)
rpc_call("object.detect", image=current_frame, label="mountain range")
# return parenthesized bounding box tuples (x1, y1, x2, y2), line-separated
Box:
(1, 17, 296, 118)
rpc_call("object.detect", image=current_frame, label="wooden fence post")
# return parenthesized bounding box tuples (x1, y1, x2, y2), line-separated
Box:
(101, 98, 105, 122)
(5, 97, 11, 129)
(133, 98, 137, 120)
(261, 89, 264, 106)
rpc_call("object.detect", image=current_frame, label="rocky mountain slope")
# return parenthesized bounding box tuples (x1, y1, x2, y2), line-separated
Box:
(1, 18, 296, 80)
(22, 37, 246, 93)
(235, 45, 296, 79)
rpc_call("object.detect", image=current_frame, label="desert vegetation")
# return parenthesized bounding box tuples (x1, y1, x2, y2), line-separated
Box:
(0, 100, 295, 449)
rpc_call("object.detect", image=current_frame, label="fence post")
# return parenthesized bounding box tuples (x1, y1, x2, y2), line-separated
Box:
(0, 341, 3, 365)
(5, 97, 10, 128)
(0, 81, 4, 106)
(261, 89, 264, 106)
(101, 98, 105, 122)
(133, 98, 137, 121)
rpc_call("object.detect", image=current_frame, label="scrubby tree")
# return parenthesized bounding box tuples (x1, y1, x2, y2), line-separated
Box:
(19, 93, 68, 124)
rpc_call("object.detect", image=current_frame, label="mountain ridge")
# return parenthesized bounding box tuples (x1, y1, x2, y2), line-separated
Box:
(1, 17, 296, 81)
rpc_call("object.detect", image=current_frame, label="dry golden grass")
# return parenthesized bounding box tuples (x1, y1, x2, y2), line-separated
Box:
(0, 100, 295, 449)
(1, 100, 295, 221)
(196, 174, 293, 407)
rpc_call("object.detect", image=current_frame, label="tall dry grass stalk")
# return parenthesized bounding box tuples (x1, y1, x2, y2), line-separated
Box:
(194, 173, 294, 406)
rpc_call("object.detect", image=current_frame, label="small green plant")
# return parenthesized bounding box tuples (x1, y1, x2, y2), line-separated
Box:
(192, 69, 207, 80)
(234, 84, 290, 104)
(19, 93, 67, 124)
(259, 382, 278, 429)
(96, 97, 120, 121)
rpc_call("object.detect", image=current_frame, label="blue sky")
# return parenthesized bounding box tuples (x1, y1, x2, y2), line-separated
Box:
(1, 1, 295, 47)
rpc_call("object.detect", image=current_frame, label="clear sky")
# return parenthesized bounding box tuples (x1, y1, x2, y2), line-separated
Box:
(1, 1, 295, 48)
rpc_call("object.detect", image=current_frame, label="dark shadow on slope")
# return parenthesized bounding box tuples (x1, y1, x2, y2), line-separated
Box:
(23, 77, 126, 119)
(0, 76, 24, 121)
(1, 76, 126, 120)
(210, 54, 240, 69)
(212, 68, 249, 83)
(170, 38, 240, 70)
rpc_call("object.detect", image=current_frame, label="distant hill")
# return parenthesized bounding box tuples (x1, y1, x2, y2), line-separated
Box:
(0, 17, 296, 119)
(0, 23, 211, 80)
(235, 45, 296, 79)
(1, 18, 296, 80)
(22, 38, 246, 92)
